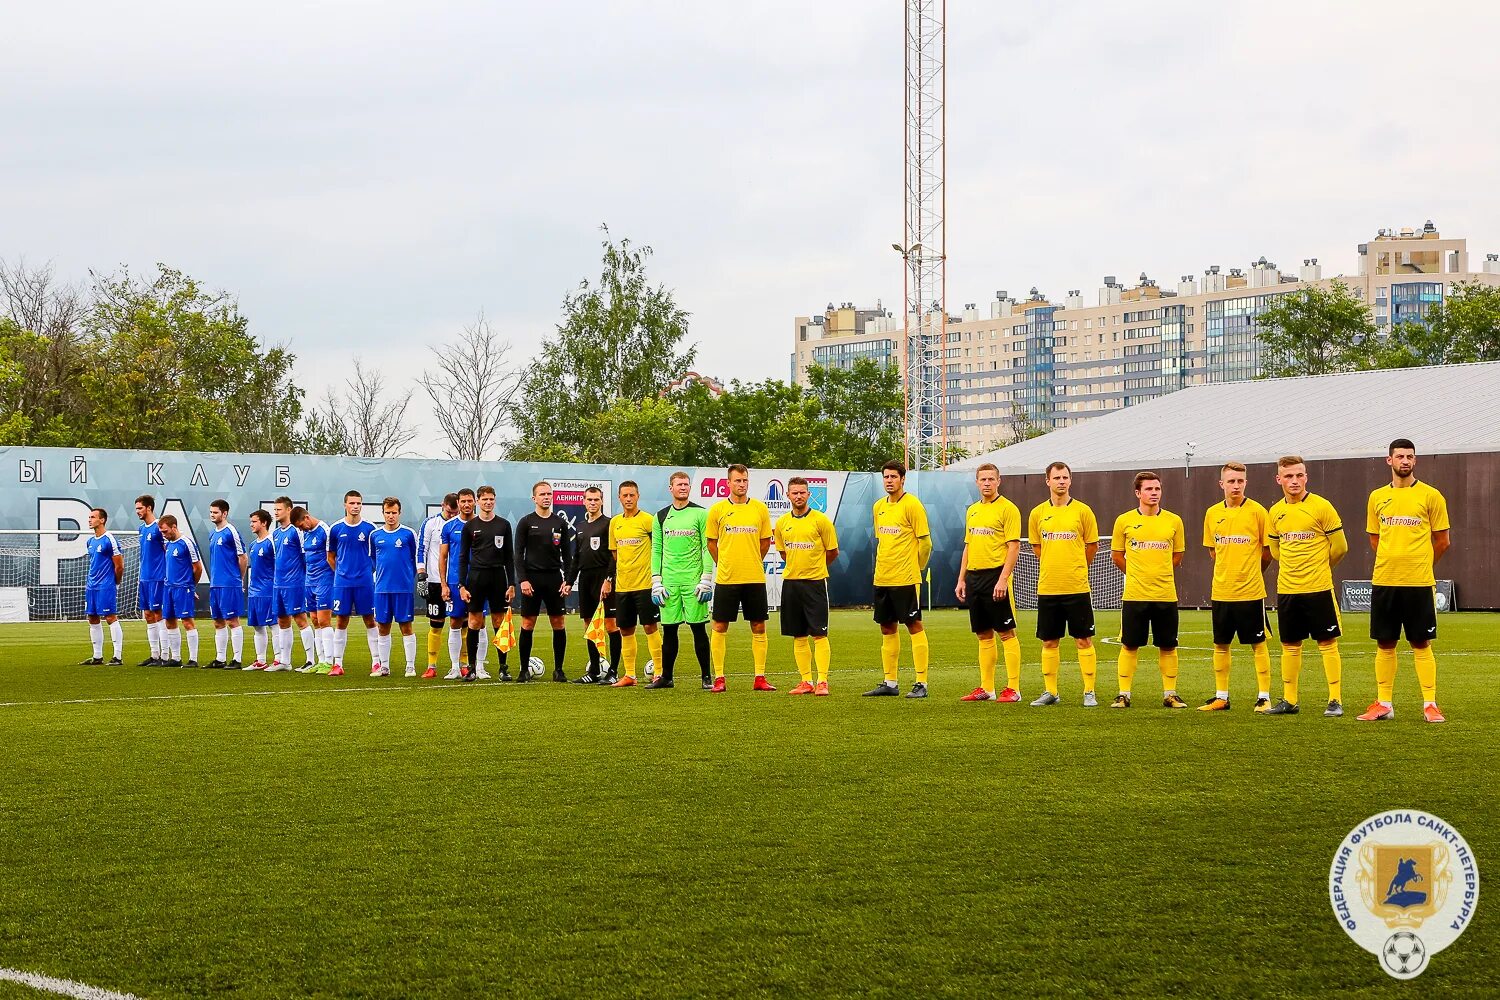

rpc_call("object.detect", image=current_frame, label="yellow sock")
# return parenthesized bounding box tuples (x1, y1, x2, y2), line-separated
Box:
(1412, 645, 1437, 704)
(1375, 646, 1398, 703)
(1160, 648, 1180, 693)
(1041, 645, 1060, 695)
(1252, 642, 1271, 695)
(1116, 646, 1138, 695)
(1001, 634, 1022, 691)
(427, 629, 441, 666)
(710, 630, 727, 679)
(1078, 643, 1097, 692)
(911, 630, 930, 684)
(646, 628, 664, 677)
(622, 632, 638, 679)
(1320, 641, 1342, 702)
(1281, 645, 1303, 704)
(881, 632, 900, 683)
(1212, 647, 1231, 694)
(460, 626, 470, 666)
(812, 636, 831, 683)
(793, 637, 813, 683)
(751, 631, 768, 676)
(977, 636, 997, 692)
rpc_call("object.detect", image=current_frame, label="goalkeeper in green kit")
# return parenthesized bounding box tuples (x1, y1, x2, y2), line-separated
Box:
(647, 470, 715, 690)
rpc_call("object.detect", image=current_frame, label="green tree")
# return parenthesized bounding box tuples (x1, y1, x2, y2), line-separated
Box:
(1255, 281, 1375, 378)
(580, 396, 684, 466)
(803, 360, 904, 468)
(1424, 282, 1500, 363)
(508, 228, 696, 458)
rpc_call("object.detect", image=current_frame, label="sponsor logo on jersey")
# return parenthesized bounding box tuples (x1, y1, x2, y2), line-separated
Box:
(1380, 515, 1424, 527)
(783, 541, 816, 550)
(1128, 539, 1172, 550)
(1214, 533, 1255, 545)
(876, 525, 902, 536)
(1281, 531, 1318, 541)
(1039, 531, 1079, 541)
(665, 528, 698, 538)
(725, 525, 759, 535)
(969, 526, 997, 536)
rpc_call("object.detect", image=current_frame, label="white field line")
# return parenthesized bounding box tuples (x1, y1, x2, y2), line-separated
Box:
(0, 967, 142, 1000)
(0, 681, 484, 709)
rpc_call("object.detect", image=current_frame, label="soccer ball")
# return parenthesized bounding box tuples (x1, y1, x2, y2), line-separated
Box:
(644, 658, 655, 679)
(1382, 931, 1427, 978)
(527, 656, 545, 679)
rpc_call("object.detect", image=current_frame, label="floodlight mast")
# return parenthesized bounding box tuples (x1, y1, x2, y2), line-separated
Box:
(899, 0, 946, 470)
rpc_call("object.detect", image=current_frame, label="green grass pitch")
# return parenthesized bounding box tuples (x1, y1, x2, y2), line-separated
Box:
(0, 610, 1493, 999)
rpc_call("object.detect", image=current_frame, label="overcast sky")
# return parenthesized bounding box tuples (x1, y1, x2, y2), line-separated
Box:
(5, 1, 1497, 450)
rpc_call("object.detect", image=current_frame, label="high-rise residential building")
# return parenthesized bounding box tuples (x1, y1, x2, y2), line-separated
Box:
(791, 224, 1500, 456)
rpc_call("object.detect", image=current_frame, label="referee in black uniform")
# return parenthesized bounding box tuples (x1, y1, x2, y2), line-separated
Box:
(573, 485, 620, 683)
(515, 481, 576, 682)
(459, 485, 515, 680)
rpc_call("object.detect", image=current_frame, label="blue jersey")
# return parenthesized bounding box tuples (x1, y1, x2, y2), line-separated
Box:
(208, 524, 245, 587)
(372, 525, 418, 595)
(86, 531, 120, 590)
(301, 522, 332, 588)
(247, 535, 276, 597)
(328, 520, 375, 587)
(138, 520, 166, 583)
(164, 537, 201, 588)
(441, 517, 467, 586)
(272, 524, 305, 587)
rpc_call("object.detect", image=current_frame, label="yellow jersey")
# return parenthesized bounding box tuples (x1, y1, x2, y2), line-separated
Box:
(707, 498, 772, 585)
(1367, 480, 1449, 587)
(1110, 508, 1185, 603)
(872, 492, 930, 587)
(964, 495, 1022, 571)
(1027, 498, 1099, 596)
(608, 510, 656, 593)
(1268, 493, 1343, 595)
(1202, 498, 1270, 602)
(773, 509, 838, 581)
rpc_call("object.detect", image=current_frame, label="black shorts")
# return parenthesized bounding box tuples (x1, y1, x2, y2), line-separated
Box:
(615, 589, 660, 630)
(1212, 600, 1267, 646)
(713, 582, 769, 624)
(965, 569, 1017, 635)
(1120, 600, 1179, 649)
(1036, 593, 1095, 641)
(872, 584, 922, 626)
(464, 572, 510, 618)
(779, 579, 830, 637)
(1370, 585, 1437, 644)
(1276, 590, 1341, 644)
(577, 570, 616, 621)
(518, 571, 566, 618)
(424, 581, 446, 624)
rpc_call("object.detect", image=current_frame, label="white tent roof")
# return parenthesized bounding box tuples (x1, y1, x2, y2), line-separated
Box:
(954, 361, 1500, 474)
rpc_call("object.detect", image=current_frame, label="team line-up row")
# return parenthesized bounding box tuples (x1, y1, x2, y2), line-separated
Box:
(74, 446, 1449, 721)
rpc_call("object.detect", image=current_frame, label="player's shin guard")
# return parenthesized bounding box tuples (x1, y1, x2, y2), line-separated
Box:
(253, 627, 267, 664)
(812, 635, 830, 683)
(1375, 646, 1398, 703)
(165, 627, 180, 661)
(1116, 646, 1138, 696)
(1002, 634, 1021, 692)
(751, 632, 768, 677)
(977, 636, 997, 693)
(366, 629, 380, 666)
(622, 632, 638, 679)
(1253, 642, 1272, 697)
(1212, 647, 1232, 696)
(661, 625, 680, 681)
(427, 629, 441, 667)
(880, 632, 900, 683)
(214, 628, 227, 662)
(460, 626, 471, 666)
(1319, 641, 1341, 702)
(403, 632, 416, 668)
(334, 628, 350, 665)
(518, 628, 534, 671)
(1412, 645, 1437, 704)
(710, 630, 728, 680)
(301, 626, 316, 664)
(646, 629, 664, 678)
(1280, 644, 1303, 704)
(793, 637, 813, 683)
(465, 626, 480, 670)
(691, 623, 711, 680)
(230, 625, 243, 662)
(1078, 643, 1098, 692)
(449, 628, 464, 670)
(320, 626, 335, 662)
(1041, 645, 1061, 695)
(552, 628, 566, 673)
(89, 623, 104, 658)
(911, 631, 930, 684)
(585, 634, 601, 677)
(110, 621, 124, 659)
(608, 630, 621, 675)
(1159, 648, 1179, 695)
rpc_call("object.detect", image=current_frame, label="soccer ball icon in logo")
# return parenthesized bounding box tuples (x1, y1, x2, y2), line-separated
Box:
(1382, 931, 1427, 979)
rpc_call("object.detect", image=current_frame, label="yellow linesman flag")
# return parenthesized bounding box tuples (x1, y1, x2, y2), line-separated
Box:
(585, 604, 607, 651)
(491, 609, 515, 653)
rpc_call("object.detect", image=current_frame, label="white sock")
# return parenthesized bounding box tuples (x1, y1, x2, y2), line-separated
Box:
(300, 626, 315, 664)
(366, 629, 380, 664)
(320, 626, 335, 662)
(147, 621, 161, 658)
(476, 638, 488, 669)
(89, 623, 104, 658)
(334, 628, 349, 665)
(404, 633, 417, 667)
(378, 633, 392, 667)
(230, 626, 243, 661)
(271, 626, 284, 663)
(166, 627, 181, 660)
(110, 621, 123, 658)
(254, 627, 267, 663)
(448, 628, 463, 669)
(215, 628, 227, 661)
(186, 629, 199, 662)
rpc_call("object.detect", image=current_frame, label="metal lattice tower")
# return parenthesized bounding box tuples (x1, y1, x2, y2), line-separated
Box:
(899, 0, 946, 469)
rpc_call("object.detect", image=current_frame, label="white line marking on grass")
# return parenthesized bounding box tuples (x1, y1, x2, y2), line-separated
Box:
(0, 967, 142, 999)
(0, 681, 487, 709)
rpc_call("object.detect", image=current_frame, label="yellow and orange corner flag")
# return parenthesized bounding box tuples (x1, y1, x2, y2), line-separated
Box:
(491, 609, 515, 653)
(585, 604, 607, 651)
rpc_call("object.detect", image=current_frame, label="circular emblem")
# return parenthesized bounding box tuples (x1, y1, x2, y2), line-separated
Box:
(1329, 810, 1479, 979)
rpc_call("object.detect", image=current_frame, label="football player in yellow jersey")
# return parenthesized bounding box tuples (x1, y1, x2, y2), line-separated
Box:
(1026, 462, 1101, 707)
(773, 477, 839, 696)
(863, 460, 933, 698)
(1358, 439, 1451, 724)
(1266, 456, 1349, 717)
(602, 481, 664, 688)
(1109, 472, 1187, 708)
(705, 464, 775, 693)
(1201, 462, 1273, 712)
(956, 463, 1023, 702)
